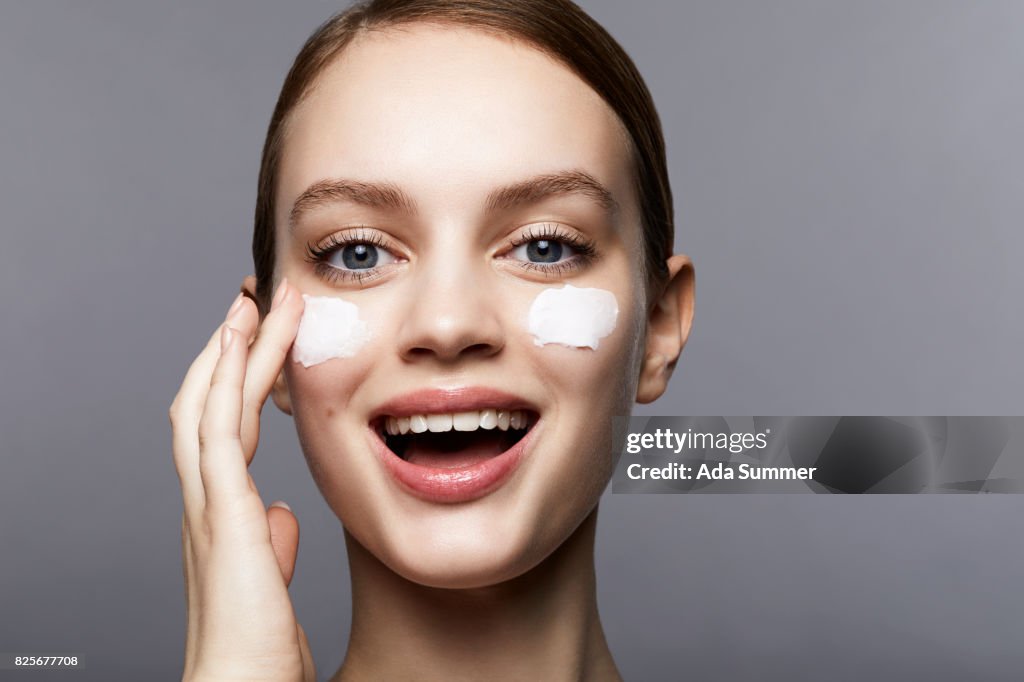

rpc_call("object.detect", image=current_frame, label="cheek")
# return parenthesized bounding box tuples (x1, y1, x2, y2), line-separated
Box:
(284, 346, 378, 506)
(517, 291, 642, 548)
(282, 290, 406, 512)
(292, 294, 372, 368)
(286, 359, 366, 417)
(285, 295, 383, 429)
(527, 285, 618, 350)
(523, 284, 643, 406)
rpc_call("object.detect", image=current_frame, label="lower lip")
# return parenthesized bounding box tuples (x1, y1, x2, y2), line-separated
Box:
(372, 423, 536, 503)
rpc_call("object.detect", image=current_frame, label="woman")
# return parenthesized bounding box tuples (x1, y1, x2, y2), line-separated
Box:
(170, 0, 694, 679)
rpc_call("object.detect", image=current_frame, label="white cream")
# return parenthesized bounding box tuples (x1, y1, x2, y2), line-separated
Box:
(527, 285, 618, 350)
(292, 294, 371, 368)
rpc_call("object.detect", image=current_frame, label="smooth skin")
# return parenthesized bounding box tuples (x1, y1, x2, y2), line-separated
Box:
(170, 238, 691, 682)
(170, 25, 694, 682)
(170, 280, 313, 681)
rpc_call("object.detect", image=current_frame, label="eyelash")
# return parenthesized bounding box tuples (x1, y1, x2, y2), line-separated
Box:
(303, 227, 398, 286)
(303, 223, 599, 286)
(504, 223, 598, 276)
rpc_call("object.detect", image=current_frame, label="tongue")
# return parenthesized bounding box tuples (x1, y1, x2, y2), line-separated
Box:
(402, 431, 511, 469)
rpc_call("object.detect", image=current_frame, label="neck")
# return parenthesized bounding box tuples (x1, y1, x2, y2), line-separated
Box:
(331, 507, 621, 682)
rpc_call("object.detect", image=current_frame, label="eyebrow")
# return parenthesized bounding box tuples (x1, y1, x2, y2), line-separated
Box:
(288, 169, 617, 232)
(289, 179, 417, 230)
(485, 170, 618, 214)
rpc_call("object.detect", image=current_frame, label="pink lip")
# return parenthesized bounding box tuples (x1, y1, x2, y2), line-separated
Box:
(370, 386, 537, 419)
(369, 387, 540, 504)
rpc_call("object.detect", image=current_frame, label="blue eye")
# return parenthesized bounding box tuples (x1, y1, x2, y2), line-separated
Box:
(327, 243, 398, 271)
(304, 228, 406, 286)
(502, 224, 599, 277)
(511, 239, 576, 264)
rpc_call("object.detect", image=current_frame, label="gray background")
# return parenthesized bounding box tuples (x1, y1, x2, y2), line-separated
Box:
(2, 1, 1022, 680)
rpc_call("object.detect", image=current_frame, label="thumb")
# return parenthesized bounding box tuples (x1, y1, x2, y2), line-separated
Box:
(267, 501, 300, 586)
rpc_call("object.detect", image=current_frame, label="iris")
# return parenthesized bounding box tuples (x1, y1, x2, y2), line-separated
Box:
(526, 240, 562, 263)
(342, 243, 378, 269)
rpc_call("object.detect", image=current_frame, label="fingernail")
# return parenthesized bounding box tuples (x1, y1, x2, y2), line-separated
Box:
(226, 292, 245, 318)
(271, 278, 289, 311)
(269, 500, 291, 511)
(221, 326, 235, 352)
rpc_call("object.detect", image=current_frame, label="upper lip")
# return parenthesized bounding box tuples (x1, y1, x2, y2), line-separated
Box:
(369, 386, 540, 421)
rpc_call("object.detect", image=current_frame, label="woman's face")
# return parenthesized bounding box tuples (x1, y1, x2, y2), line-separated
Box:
(274, 25, 648, 587)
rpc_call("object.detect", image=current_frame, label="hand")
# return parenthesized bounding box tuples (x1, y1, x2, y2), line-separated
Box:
(169, 278, 313, 682)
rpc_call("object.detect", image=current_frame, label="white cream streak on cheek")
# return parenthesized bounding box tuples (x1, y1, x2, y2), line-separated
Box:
(292, 294, 371, 368)
(527, 285, 619, 350)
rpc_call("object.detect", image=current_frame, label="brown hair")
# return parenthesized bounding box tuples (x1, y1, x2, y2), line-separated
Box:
(252, 0, 673, 315)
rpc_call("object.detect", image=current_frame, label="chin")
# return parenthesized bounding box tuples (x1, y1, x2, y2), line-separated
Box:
(368, 501, 555, 589)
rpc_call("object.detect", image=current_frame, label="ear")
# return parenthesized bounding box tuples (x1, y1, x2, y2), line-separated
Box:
(635, 254, 695, 404)
(271, 371, 294, 416)
(242, 274, 293, 416)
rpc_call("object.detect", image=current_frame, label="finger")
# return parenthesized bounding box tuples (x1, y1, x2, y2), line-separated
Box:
(224, 294, 261, 346)
(173, 294, 247, 429)
(181, 514, 199, 678)
(197, 325, 252, 501)
(171, 316, 234, 514)
(240, 279, 304, 460)
(171, 293, 253, 514)
(267, 501, 300, 586)
(297, 622, 316, 682)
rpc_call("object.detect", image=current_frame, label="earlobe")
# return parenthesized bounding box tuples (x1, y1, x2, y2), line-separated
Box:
(271, 369, 293, 416)
(241, 274, 258, 298)
(241, 274, 262, 317)
(635, 254, 695, 404)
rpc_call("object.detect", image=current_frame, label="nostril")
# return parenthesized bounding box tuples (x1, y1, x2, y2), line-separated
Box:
(404, 341, 502, 361)
(464, 342, 499, 356)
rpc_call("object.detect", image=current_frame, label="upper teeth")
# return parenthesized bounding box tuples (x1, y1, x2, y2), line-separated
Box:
(385, 409, 529, 436)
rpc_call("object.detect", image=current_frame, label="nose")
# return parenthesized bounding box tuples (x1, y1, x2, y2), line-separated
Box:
(395, 257, 505, 363)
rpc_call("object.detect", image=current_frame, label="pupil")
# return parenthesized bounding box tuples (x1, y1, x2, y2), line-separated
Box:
(342, 243, 378, 269)
(527, 240, 562, 263)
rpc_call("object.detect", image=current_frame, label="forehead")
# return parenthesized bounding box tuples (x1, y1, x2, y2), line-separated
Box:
(277, 24, 636, 217)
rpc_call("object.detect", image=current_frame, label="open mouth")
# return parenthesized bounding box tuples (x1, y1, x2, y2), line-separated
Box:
(374, 410, 538, 469)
